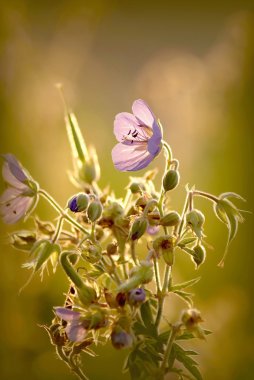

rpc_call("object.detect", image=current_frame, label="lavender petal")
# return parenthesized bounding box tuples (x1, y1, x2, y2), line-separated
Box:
(3, 154, 28, 182)
(54, 307, 81, 321)
(132, 99, 156, 127)
(66, 321, 87, 342)
(112, 143, 154, 171)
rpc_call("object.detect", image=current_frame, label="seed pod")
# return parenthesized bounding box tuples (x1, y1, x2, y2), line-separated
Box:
(106, 242, 118, 255)
(160, 211, 181, 227)
(87, 200, 103, 222)
(163, 169, 180, 192)
(192, 244, 206, 268)
(68, 193, 89, 213)
(186, 209, 205, 238)
(130, 217, 148, 240)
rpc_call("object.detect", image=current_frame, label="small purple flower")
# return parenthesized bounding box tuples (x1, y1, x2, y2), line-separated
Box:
(112, 99, 163, 171)
(111, 327, 133, 349)
(67, 193, 89, 213)
(147, 224, 160, 236)
(55, 307, 87, 342)
(128, 288, 146, 305)
(0, 154, 38, 224)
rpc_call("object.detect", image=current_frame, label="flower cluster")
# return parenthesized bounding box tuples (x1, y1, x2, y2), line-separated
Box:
(0, 99, 246, 380)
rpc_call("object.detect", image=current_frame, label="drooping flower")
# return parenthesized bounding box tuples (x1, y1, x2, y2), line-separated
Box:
(55, 307, 87, 342)
(112, 99, 163, 171)
(0, 154, 39, 224)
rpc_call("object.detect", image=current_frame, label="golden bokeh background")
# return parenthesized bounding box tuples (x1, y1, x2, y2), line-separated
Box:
(0, 1, 253, 379)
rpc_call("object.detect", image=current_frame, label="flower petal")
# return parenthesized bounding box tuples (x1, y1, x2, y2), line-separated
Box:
(112, 143, 155, 171)
(1, 197, 32, 224)
(114, 112, 149, 143)
(132, 99, 156, 128)
(2, 162, 28, 189)
(54, 307, 81, 321)
(2, 154, 28, 182)
(0, 187, 21, 204)
(66, 321, 87, 342)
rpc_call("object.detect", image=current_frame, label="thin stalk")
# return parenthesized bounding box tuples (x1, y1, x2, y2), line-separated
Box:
(52, 216, 64, 243)
(155, 266, 171, 330)
(153, 257, 161, 293)
(39, 189, 89, 236)
(130, 240, 138, 265)
(193, 190, 219, 203)
(160, 324, 179, 373)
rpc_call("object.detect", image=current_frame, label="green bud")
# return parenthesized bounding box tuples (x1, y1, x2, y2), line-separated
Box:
(130, 182, 143, 194)
(186, 209, 205, 238)
(81, 305, 108, 330)
(87, 200, 103, 222)
(68, 193, 89, 212)
(82, 241, 102, 263)
(163, 169, 180, 192)
(130, 217, 148, 240)
(192, 244, 206, 268)
(34, 241, 61, 272)
(160, 211, 181, 227)
(117, 261, 153, 292)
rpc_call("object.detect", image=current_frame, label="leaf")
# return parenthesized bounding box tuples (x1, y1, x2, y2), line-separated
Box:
(140, 301, 156, 335)
(176, 329, 212, 341)
(177, 237, 197, 248)
(174, 290, 193, 306)
(169, 277, 201, 292)
(219, 192, 246, 202)
(173, 343, 203, 380)
(65, 112, 88, 163)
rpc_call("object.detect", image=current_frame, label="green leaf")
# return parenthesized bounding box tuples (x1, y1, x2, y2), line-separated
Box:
(169, 277, 201, 292)
(65, 112, 88, 163)
(177, 237, 197, 248)
(219, 192, 246, 202)
(173, 343, 203, 380)
(174, 290, 193, 306)
(140, 301, 155, 332)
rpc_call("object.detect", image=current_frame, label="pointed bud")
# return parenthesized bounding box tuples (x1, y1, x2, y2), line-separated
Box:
(87, 200, 103, 222)
(160, 211, 181, 227)
(68, 193, 89, 213)
(130, 217, 148, 240)
(186, 209, 205, 238)
(192, 244, 206, 268)
(163, 169, 180, 192)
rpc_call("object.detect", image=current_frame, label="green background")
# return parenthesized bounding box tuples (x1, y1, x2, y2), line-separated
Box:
(0, 1, 253, 379)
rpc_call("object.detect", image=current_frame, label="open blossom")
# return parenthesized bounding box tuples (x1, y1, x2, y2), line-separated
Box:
(55, 307, 87, 342)
(0, 154, 38, 224)
(112, 99, 163, 171)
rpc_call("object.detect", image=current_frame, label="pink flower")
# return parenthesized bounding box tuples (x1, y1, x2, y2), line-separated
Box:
(0, 154, 38, 224)
(112, 99, 162, 171)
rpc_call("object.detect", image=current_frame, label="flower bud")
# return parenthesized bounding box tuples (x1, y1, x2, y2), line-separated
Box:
(82, 306, 108, 330)
(181, 308, 203, 329)
(87, 200, 103, 222)
(68, 193, 89, 213)
(160, 211, 181, 227)
(111, 326, 133, 349)
(153, 235, 175, 266)
(128, 288, 146, 306)
(130, 217, 148, 240)
(117, 261, 153, 292)
(106, 242, 118, 255)
(186, 209, 205, 238)
(116, 292, 127, 307)
(192, 244, 206, 268)
(130, 182, 143, 194)
(82, 241, 102, 263)
(163, 169, 180, 192)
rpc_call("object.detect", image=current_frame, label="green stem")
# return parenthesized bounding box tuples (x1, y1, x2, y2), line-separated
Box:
(39, 189, 90, 236)
(193, 190, 219, 203)
(155, 266, 171, 330)
(52, 216, 64, 243)
(153, 257, 161, 293)
(160, 324, 179, 374)
(175, 190, 191, 239)
(55, 345, 90, 380)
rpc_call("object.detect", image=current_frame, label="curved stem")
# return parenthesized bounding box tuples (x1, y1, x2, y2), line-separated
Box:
(193, 190, 219, 203)
(39, 189, 90, 236)
(52, 216, 64, 243)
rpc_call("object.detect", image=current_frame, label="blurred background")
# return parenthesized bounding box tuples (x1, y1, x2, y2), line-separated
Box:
(0, 1, 253, 379)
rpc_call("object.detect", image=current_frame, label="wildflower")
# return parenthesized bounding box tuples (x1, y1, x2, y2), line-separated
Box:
(128, 288, 146, 305)
(111, 326, 133, 349)
(0, 154, 38, 224)
(55, 307, 87, 342)
(112, 99, 162, 171)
